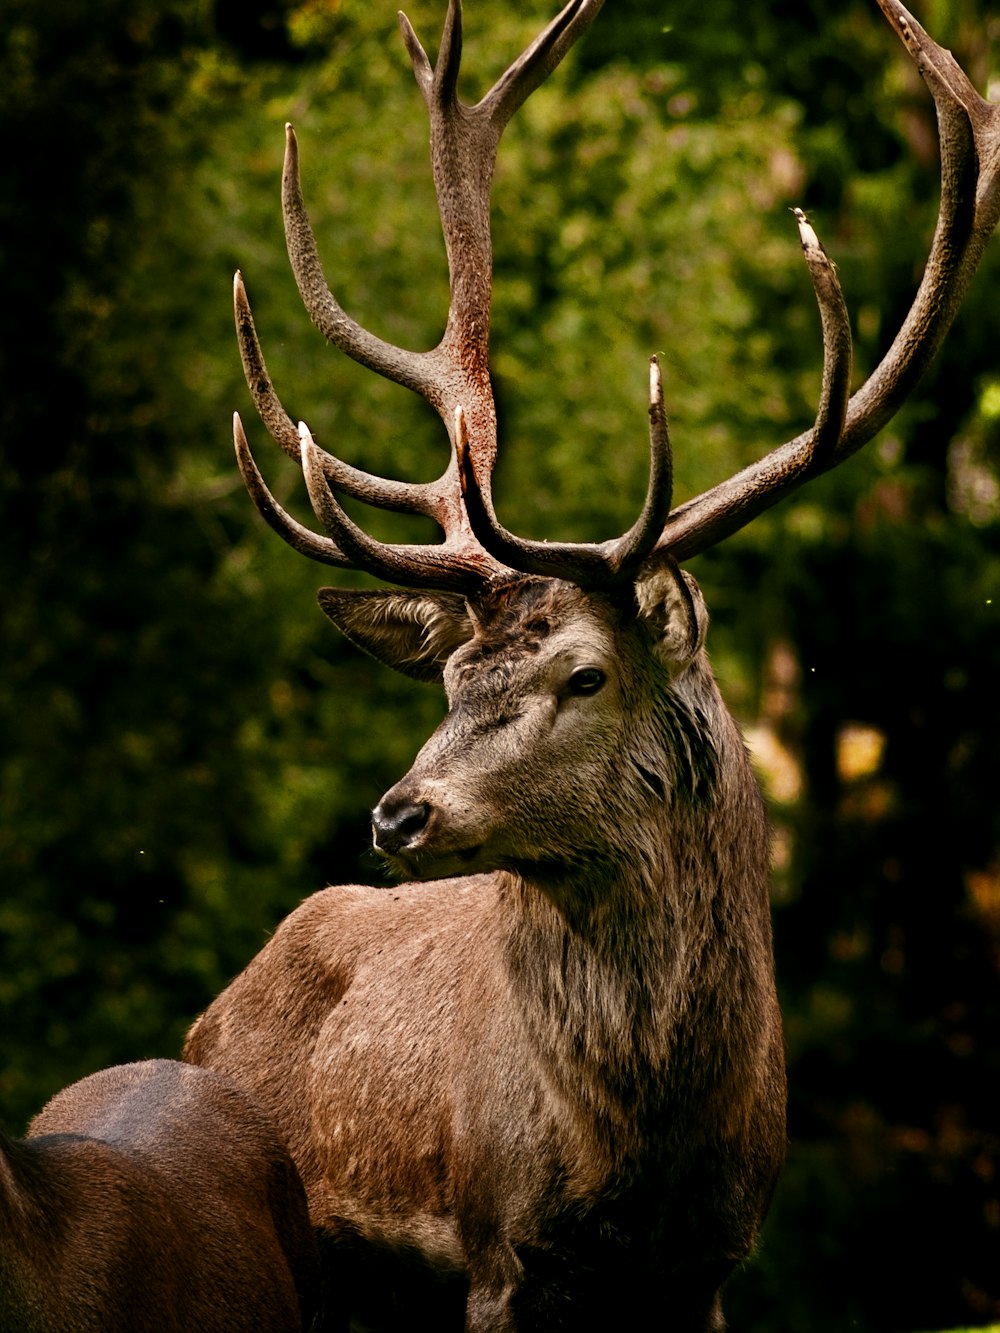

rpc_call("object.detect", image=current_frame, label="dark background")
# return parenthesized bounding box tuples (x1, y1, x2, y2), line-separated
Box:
(2, 1, 998, 1328)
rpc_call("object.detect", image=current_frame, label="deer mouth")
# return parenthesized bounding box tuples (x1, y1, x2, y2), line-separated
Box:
(379, 839, 487, 883)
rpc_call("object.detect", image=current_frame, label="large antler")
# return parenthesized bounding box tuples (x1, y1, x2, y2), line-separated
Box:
(458, 209, 852, 583)
(459, 0, 999, 571)
(235, 0, 613, 594)
(653, 0, 1000, 560)
(236, 0, 999, 594)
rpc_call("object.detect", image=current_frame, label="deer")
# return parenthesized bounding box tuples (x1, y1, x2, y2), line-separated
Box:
(0, 1059, 319, 1332)
(183, 1, 1000, 1329)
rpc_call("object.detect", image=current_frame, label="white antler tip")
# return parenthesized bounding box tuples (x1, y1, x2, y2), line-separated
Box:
(454, 404, 469, 447)
(297, 421, 316, 456)
(232, 412, 250, 456)
(793, 206, 820, 252)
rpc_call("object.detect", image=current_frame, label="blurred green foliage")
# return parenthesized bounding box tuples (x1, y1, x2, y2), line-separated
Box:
(1, 0, 998, 1328)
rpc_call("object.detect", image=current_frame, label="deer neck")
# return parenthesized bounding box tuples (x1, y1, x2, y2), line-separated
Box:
(496, 688, 773, 1159)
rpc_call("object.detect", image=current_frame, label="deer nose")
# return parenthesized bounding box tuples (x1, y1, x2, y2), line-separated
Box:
(372, 798, 432, 854)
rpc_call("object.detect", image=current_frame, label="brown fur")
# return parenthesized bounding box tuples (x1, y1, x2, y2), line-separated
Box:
(185, 569, 786, 1331)
(201, 0, 1000, 1320)
(0, 1059, 320, 1332)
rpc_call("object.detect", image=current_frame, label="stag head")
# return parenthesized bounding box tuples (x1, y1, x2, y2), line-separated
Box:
(231, 0, 1000, 877)
(324, 569, 707, 885)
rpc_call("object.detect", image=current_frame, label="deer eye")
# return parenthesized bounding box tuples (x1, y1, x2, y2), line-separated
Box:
(566, 667, 606, 696)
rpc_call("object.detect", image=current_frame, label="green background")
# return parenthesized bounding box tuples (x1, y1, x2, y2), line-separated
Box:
(2, 0, 998, 1327)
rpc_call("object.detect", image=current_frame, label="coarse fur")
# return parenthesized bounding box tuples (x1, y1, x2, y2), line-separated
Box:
(0, 1059, 319, 1333)
(185, 565, 787, 1331)
(185, 0, 1000, 1323)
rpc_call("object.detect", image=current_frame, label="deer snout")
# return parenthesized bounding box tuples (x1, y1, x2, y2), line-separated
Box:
(372, 797, 432, 854)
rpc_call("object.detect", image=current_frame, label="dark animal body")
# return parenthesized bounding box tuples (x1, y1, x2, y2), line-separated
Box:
(183, 0, 1000, 1328)
(0, 1059, 319, 1333)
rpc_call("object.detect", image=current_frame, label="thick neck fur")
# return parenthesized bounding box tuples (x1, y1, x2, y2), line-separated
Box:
(497, 654, 774, 1169)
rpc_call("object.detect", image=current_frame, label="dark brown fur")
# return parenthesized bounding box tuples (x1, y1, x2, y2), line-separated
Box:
(185, 569, 787, 1331)
(0, 1059, 320, 1333)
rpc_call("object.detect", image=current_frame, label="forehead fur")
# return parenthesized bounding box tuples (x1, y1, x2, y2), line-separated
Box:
(453, 578, 618, 678)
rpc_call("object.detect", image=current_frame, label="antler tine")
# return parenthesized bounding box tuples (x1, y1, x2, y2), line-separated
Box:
(611, 356, 675, 570)
(658, 0, 1000, 562)
(282, 126, 439, 402)
(233, 413, 353, 569)
(300, 423, 510, 593)
(478, 0, 605, 132)
(234, 270, 300, 461)
(458, 361, 673, 589)
(412, 0, 463, 109)
(234, 271, 447, 519)
(844, 0, 998, 430)
(793, 208, 853, 472)
(645, 210, 851, 554)
(399, 0, 606, 139)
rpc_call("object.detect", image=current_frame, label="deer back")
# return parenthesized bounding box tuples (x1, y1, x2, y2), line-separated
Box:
(0, 1060, 319, 1333)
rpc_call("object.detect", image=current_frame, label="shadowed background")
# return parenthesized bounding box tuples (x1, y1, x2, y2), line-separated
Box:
(1, 0, 998, 1328)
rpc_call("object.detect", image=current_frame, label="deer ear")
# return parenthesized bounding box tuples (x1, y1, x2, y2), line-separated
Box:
(634, 557, 708, 671)
(317, 588, 474, 682)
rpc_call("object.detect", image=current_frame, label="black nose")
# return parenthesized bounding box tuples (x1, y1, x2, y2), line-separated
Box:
(372, 799, 431, 854)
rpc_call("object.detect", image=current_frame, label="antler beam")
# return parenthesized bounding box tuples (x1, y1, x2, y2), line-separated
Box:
(659, 0, 1000, 560)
